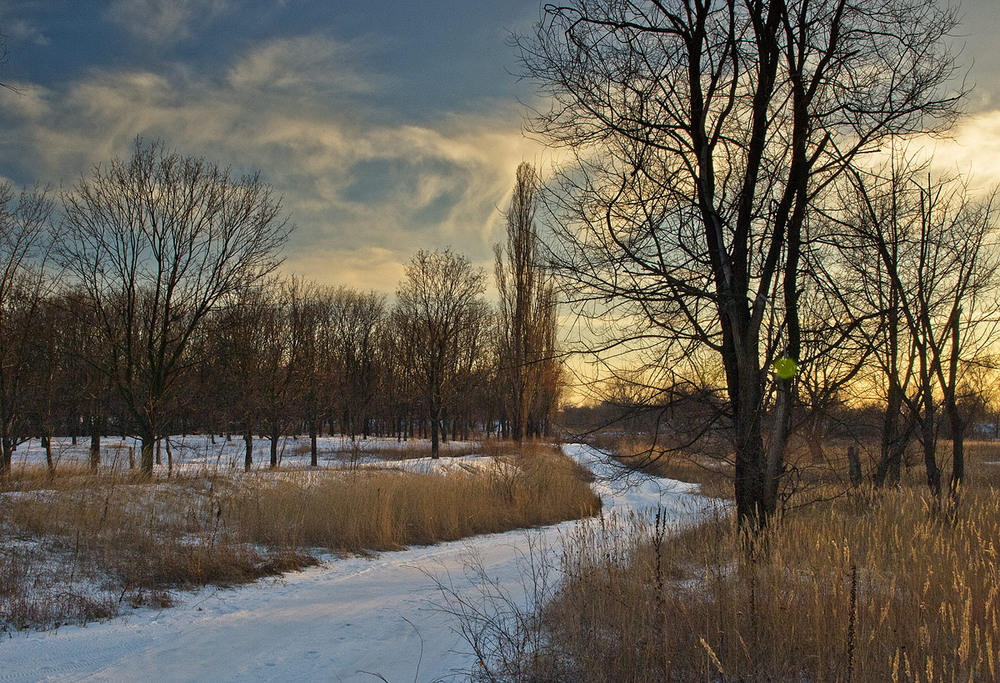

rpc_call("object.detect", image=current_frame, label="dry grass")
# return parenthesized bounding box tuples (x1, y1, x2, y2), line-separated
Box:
(0, 442, 598, 633)
(223, 443, 600, 551)
(287, 439, 482, 461)
(528, 445, 1000, 682)
(610, 435, 734, 498)
(0, 467, 316, 633)
(608, 436, 1000, 505)
(365, 440, 484, 461)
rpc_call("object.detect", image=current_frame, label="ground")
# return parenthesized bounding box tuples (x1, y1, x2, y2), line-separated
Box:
(0, 442, 713, 682)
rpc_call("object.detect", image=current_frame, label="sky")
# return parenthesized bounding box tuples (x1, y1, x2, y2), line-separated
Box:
(1, 0, 999, 295)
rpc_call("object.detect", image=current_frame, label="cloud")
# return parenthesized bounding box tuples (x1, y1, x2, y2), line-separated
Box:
(2, 17, 49, 46)
(0, 34, 545, 293)
(104, 0, 233, 45)
(918, 110, 1000, 190)
(227, 34, 378, 97)
(285, 246, 407, 295)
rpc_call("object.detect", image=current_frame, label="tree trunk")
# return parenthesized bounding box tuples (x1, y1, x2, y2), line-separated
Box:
(921, 408, 941, 497)
(140, 432, 155, 476)
(0, 438, 13, 476)
(847, 446, 863, 487)
(89, 420, 101, 472)
(729, 342, 767, 530)
(875, 378, 905, 487)
(270, 421, 279, 468)
(310, 419, 318, 467)
(431, 417, 440, 459)
(244, 429, 253, 472)
(948, 409, 965, 495)
(42, 434, 54, 475)
(764, 378, 792, 516)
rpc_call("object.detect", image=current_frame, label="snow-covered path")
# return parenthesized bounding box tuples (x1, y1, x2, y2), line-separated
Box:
(0, 445, 711, 682)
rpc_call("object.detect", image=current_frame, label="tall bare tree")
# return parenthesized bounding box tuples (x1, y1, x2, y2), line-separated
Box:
(0, 184, 53, 475)
(395, 249, 486, 458)
(326, 288, 386, 441)
(495, 162, 562, 442)
(59, 140, 291, 475)
(837, 153, 999, 496)
(519, 0, 962, 528)
(205, 279, 277, 471)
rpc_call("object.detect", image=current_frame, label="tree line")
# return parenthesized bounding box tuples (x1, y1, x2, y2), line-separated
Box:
(0, 141, 561, 475)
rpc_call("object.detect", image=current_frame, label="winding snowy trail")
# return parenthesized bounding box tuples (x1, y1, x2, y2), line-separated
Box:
(0, 445, 711, 682)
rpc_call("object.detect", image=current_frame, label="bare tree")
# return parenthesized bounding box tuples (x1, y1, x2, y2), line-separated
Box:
(254, 277, 309, 468)
(321, 287, 384, 442)
(59, 140, 291, 475)
(395, 249, 486, 458)
(495, 162, 562, 442)
(205, 279, 278, 471)
(519, 0, 962, 528)
(0, 184, 54, 475)
(837, 153, 999, 496)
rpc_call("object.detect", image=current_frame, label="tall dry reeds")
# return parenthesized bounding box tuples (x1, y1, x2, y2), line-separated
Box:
(532, 482, 1000, 682)
(223, 443, 600, 550)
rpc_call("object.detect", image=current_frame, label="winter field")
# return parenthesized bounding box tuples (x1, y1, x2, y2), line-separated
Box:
(0, 438, 712, 681)
(2, 434, 490, 475)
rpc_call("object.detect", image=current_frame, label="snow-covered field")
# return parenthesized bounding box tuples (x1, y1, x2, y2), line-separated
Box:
(7, 434, 483, 474)
(0, 443, 714, 682)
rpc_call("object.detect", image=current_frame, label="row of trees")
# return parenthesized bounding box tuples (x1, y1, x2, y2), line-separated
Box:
(517, 0, 994, 527)
(0, 142, 561, 475)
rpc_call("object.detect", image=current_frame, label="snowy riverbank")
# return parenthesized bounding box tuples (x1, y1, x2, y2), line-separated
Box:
(0, 444, 714, 682)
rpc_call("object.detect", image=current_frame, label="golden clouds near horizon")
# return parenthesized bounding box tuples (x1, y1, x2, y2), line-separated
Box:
(915, 109, 1000, 190)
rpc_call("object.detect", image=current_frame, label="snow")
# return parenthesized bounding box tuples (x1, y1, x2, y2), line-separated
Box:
(6, 434, 483, 474)
(0, 444, 715, 682)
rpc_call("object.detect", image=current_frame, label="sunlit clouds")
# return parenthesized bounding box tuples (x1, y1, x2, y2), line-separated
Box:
(0, 31, 544, 292)
(919, 110, 1000, 191)
(2, 0, 999, 294)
